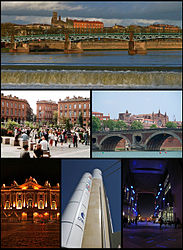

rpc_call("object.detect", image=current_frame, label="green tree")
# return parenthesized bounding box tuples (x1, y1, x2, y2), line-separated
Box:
(115, 120, 128, 130)
(5, 120, 20, 131)
(165, 122, 178, 128)
(53, 111, 58, 126)
(104, 119, 116, 131)
(92, 116, 101, 132)
(65, 118, 73, 130)
(78, 112, 83, 128)
(150, 124, 157, 129)
(130, 120, 144, 130)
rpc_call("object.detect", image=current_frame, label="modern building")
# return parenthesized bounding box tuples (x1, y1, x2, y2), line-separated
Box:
(1, 93, 33, 123)
(36, 100, 58, 123)
(119, 110, 169, 128)
(92, 112, 110, 121)
(1, 176, 60, 222)
(58, 96, 90, 128)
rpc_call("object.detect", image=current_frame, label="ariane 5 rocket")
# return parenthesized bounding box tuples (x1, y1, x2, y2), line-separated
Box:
(61, 168, 113, 248)
(61, 172, 92, 248)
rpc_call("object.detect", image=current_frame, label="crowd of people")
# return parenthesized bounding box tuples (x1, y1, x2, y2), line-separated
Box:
(12, 126, 90, 158)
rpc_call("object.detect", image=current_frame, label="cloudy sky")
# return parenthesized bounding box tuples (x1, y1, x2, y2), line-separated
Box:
(1, 1, 182, 27)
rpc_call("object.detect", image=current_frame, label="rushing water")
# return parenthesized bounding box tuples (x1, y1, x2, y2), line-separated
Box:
(92, 151, 182, 158)
(1, 50, 182, 88)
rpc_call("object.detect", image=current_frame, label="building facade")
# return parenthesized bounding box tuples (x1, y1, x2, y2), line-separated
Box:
(119, 110, 169, 128)
(51, 12, 104, 32)
(1, 94, 33, 123)
(92, 112, 110, 121)
(36, 100, 58, 123)
(1, 177, 60, 222)
(58, 96, 90, 128)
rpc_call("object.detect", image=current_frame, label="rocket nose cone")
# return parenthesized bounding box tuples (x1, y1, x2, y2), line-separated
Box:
(92, 168, 102, 179)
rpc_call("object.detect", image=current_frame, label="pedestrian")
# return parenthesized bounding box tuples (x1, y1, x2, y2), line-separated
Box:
(40, 136, 49, 151)
(73, 133, 78, 147)
(54, 133, 58, 147)
(33, 143, 43, 158)
(159, 217, 163, 230)
(20, 145, 30, 158)
(67, 130, 72, 148)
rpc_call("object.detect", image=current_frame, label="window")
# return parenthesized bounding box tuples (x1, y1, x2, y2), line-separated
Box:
(15, 103, 17, 108)
(10, 103, 13, 108)
(11, 109, 13, 115)
(6, 109, 9, 115)
(69, 105, 71, 109)
(51, 201, 56, 210)
(74, 104, 76, 109)
(39, 106, 41, 111)
(28, 199, 33, 208)
(38, 200, 44, 209)
(79, 104, 81, 109)
(60, 105, 62, 110)
(65, 105, 67, 109)
(17, 200, 22, 209)
(5, 201, 10, 209)
(7, 102, 9, 107)
(2, 101, 4, 107)
(22, 104, 24, 109)
(84, 104, 86, 109)
(69, 111, 72, 117)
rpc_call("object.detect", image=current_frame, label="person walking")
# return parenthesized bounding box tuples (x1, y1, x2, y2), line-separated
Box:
(73, 133, 78, 147)
(20, 145, 30, 158)
(67, 130, 72, 148)
(33, 143, 43, 158)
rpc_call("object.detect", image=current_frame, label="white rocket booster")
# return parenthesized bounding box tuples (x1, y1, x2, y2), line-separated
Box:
(61, 172, 92, 248)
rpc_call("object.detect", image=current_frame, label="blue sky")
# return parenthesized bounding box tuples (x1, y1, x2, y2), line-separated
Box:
(1, 1, 182, 27)
(92, 90, 182, 121)
(61, 159, 121, 232)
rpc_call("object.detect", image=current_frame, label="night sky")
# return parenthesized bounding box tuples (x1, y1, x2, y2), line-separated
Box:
(61, 159, 121, 232)
(138, 193, 155, 218)
(1, 159, 61, 186)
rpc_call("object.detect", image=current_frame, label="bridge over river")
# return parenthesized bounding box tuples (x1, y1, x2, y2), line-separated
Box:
(92, 128, 182, 151)
(1, 32, 182, 43)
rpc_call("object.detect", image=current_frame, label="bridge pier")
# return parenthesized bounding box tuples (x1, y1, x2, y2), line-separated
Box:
(64, 34, 83, 54)
(128, 32, 147, 55)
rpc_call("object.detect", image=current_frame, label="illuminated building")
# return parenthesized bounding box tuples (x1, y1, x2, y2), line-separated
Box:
(1, 176, 60, 222)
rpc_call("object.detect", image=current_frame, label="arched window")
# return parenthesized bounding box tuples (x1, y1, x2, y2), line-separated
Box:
(51, 201, 57, 210)
(17, 200, 22, 209)
(39, 200, 44, 209)
(28, 199, 33, 208)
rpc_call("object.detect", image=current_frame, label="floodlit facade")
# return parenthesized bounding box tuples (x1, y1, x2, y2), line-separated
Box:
(1, 177, 60, 222)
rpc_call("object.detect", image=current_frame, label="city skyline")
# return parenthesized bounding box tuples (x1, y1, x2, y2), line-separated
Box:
(1, 1, 182, 27)
(1, 90, 90, 114)
(92, 91, 182, 122)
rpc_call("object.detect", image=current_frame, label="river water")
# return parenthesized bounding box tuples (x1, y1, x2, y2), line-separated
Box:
(92, 150, 182, 158)
(1, 50, 182, 89)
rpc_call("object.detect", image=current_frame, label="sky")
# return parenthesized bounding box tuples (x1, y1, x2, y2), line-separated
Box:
(1, 90, 90, 114)
(138, 193, 155, 218)
(1, 1, 182, 27)
(92, 90, 182, 121)
(1, 158, 61, 186)
(61, 159, 121, 232)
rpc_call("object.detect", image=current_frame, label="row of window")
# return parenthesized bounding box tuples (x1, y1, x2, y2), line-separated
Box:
(2, 101, 25, 109)
(60, 110, 88, 117)
(59, 103, 89, 110)
(38, 106, 57, 111)
(2, 109, 24, 116)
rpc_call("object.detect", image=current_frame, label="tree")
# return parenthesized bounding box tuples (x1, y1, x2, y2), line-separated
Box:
(5, 120, 20, 131)
(115, 120, 128, 130)
(92, 116, 101, 132)
(78, 112, 83, 128)
(53, 111, 58, 126)
(150, 124, 157, 129)
(130, 120, 144, 130)
(165, 122, 178, 128)
(65, 118, 73, 130)
(104, 119, 116, 131)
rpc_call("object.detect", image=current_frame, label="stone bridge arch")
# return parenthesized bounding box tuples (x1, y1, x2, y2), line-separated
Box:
(144, 131, 182, 150)
(99, 134, 131, 151)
